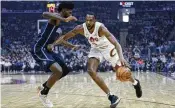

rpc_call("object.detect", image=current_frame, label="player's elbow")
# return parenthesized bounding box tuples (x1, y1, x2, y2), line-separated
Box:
(115, 42, 121, 49)
(42, 12, 49, 18)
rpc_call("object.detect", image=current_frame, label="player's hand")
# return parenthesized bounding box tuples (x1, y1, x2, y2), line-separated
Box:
(47, 44, 54, 52)
(72, 45, 80, 50)
(65, 16, 77, 22)
(120, 58, 131, 69)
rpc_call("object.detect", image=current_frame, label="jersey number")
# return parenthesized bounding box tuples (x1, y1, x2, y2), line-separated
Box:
(89, 37, 98, 43)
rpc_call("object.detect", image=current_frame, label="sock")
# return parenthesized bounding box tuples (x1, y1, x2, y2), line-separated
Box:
(42, 81, 47, 87)
(107, 92, 112, 98)
(41, 85, 50, 95)
(133, 79, 138, 86)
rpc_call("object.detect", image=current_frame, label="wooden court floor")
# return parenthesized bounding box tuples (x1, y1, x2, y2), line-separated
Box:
(1, 72, 175, 108)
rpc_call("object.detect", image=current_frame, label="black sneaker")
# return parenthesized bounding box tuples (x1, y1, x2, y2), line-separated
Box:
(108, 95, 121, 108)
(133, 79, 142, 98)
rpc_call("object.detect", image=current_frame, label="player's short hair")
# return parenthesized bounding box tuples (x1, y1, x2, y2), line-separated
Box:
(57, 2, 74, 12)
(86, 12, 96, 19)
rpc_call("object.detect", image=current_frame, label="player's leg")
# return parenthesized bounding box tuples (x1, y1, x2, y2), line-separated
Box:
(36, 62, 62, 108)
(30, 50, 54, 107)
(38, 57, 70, 108)
(106, 47, 142, 98)
(87, 57, 120, 107)
(34, 49, 70, 108)
(40, 53, 70, 96)
(40, 62, 63, 94)
(113, 65, 142, 98)
(87, 57, 110, 94)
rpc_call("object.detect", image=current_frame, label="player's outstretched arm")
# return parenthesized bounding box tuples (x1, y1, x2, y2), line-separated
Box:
(100, 25, 129, 67)
(52, 25, 82, 46)
(42, 12, 77, 22)
(61, 40, 80, 50)
(47, 25, 82, 51)
(47, 40, 79, 51)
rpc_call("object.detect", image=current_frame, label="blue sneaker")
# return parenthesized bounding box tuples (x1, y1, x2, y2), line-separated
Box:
(108, 95, 121, 108)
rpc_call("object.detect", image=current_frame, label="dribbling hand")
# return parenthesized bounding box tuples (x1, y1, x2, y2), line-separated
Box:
(120, 58, 131, 69)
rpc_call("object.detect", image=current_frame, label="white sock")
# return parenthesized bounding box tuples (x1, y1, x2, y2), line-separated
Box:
(133, 79, 138, 85)
(107, 92, 112, 97)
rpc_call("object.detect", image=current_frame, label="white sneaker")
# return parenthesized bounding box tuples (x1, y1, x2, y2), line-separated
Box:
(37, 85, 53, 108)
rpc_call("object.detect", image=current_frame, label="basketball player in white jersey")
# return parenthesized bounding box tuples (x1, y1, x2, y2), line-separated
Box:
(48, 14, 142, 108)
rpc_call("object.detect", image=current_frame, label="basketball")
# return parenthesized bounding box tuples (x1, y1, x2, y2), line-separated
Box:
(116, 66, 131, 82)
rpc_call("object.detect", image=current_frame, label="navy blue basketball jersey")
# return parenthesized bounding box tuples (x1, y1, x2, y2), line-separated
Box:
(32, 22, 62, 61)
(35, 23, 61, 51)
(31, 22, 70, 76)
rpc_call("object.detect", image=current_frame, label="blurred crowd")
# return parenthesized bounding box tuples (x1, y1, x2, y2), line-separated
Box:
(1, 1, 175, 74)
(126, 10, 175, 73)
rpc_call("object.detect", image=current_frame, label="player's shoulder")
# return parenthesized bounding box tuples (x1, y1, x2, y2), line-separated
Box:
(96, 21, 104, 26)
(95, 22, 105, 29)
(72, 24, 84, 34)
(97, 22, 106, 31)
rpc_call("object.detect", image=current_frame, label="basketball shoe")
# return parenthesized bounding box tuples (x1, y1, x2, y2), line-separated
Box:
(133, 79, 142, 98)
(37, 85, 53, 108)
(108, 95, 121, 108)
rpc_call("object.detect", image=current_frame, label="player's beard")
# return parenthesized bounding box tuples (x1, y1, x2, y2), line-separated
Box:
(87, 24, 94, 30)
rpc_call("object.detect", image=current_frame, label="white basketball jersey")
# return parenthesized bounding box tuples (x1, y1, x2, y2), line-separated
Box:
(83, 22, 114, 49)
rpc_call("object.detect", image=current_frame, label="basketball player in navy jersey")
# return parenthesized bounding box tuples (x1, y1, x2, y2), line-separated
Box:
(31, 2, 78, 107)
(48, 13, 142, 108)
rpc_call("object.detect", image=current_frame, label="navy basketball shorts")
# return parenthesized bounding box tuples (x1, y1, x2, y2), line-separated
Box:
(31, 48, 70, 78)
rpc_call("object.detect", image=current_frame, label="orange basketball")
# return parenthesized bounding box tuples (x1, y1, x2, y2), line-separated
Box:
(116, 66, 131, 82)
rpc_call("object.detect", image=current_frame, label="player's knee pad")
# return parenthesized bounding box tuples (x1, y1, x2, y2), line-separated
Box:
(61, 65, 70, 78)
(58, 62, 70, 78)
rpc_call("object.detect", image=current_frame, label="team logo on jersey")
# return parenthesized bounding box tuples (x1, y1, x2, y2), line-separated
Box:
(110, 48, 117, 57)
(89, 36, 98, 45)
(89, 36, 98, 42)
